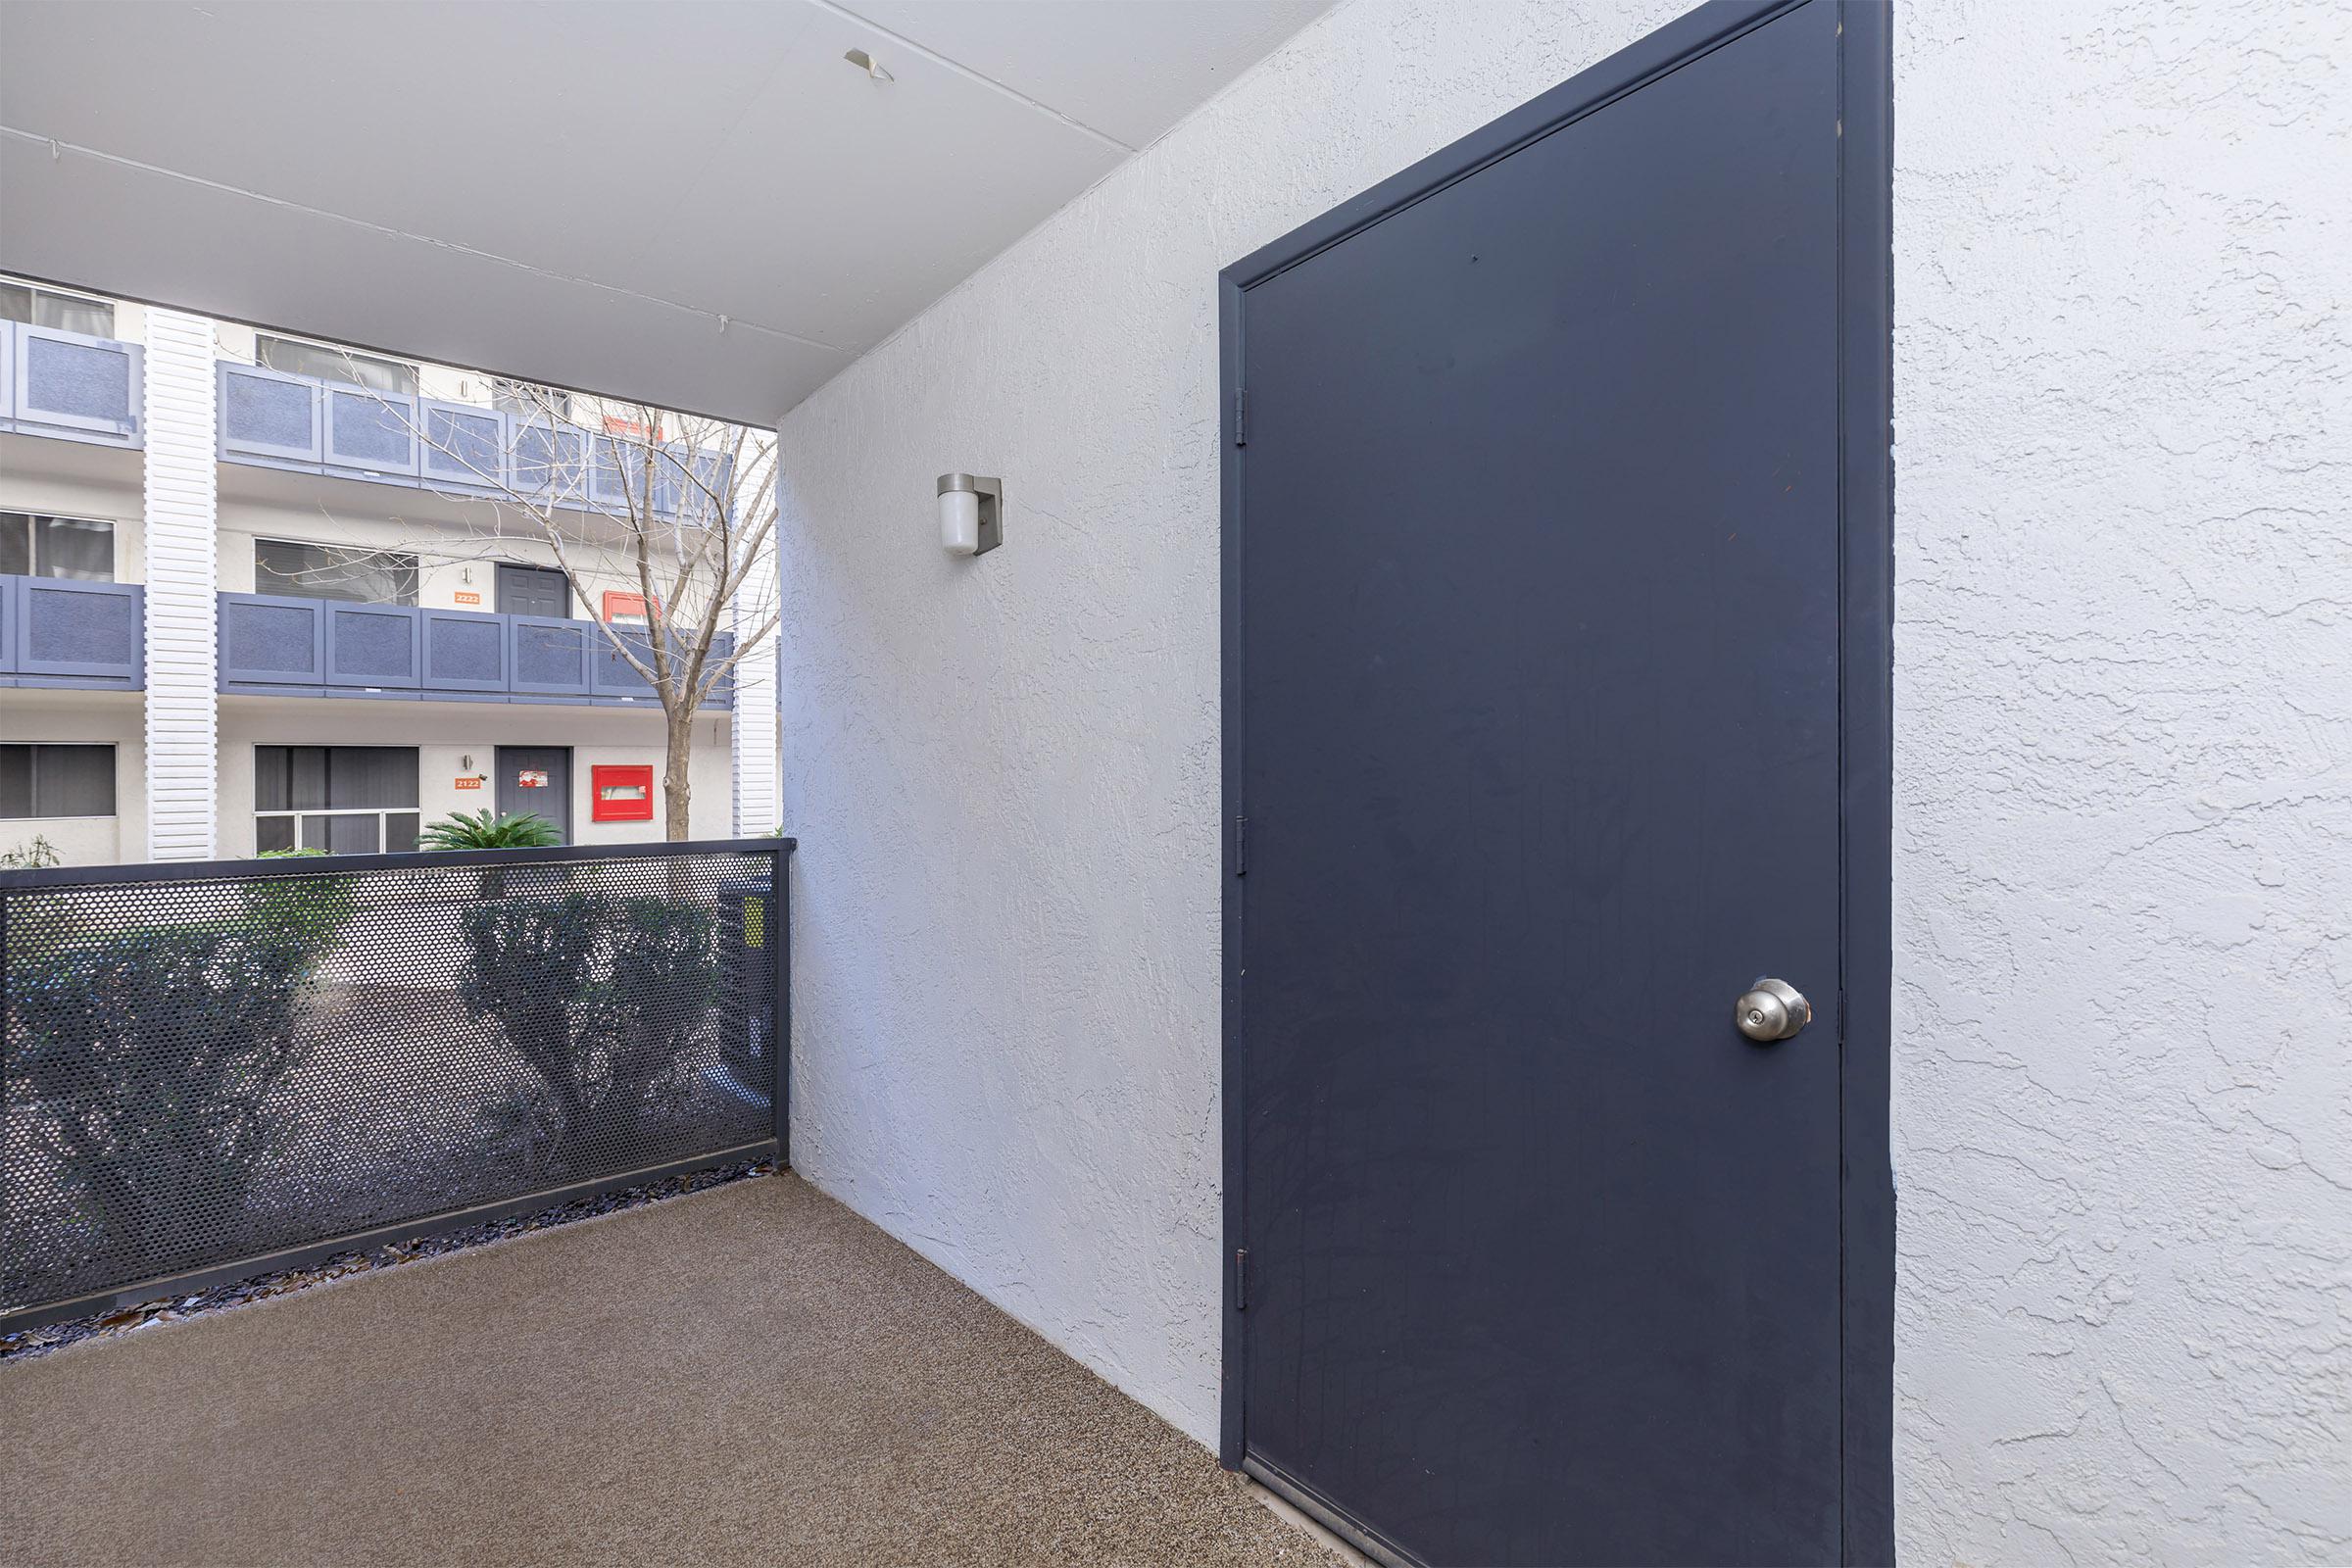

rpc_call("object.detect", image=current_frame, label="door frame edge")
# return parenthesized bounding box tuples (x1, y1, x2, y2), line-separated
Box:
(1836, 2, 1896, 1561)
(1217, 267, 1250, 1471)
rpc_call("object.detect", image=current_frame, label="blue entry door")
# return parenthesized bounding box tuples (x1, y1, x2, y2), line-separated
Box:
(1226, 4, 1875, 1563)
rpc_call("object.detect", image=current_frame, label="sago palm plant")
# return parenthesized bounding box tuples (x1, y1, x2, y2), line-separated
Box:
(416, 809, 564, 851)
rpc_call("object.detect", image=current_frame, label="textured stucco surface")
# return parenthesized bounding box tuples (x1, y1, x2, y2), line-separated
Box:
(776, 0, 2352, 1552)
(1892, 3, 2351, 1562)
(776, 0, 1683, 1448)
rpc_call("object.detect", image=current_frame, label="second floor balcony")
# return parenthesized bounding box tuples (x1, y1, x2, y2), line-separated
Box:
(218, 362, 732, 523)
(217, 591, 736, 710)
(0, 319, 142, 450)
(0, 573, 144, 690)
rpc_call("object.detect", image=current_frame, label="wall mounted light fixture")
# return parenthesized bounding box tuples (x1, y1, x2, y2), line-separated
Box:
(938, 472, 1003, 557)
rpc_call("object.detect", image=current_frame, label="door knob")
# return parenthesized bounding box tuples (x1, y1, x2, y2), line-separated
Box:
(1735, 978, 1811, 1042)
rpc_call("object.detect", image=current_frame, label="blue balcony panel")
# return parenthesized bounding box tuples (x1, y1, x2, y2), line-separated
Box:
(217, 594, 728, 709)
(422, 609, 509, 692)
(322, 386, 419, 477)
(509, 614, 593, 697)
(0, 576, 145, 690)
(420, 402, 503, 492)
(220, 592, 326, 687)
(1, 322, 143, 448)
(218, 363, 320, 465)
(213, 360, 725, 527)
(323, 602, 422, 692)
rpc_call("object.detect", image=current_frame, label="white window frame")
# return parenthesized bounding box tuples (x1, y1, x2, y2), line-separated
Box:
(254, 332, 418, 397)
(0, 278, 117, 338)
(0, 510, 120, 582)
(254, 536, 420, 607)
(253, 806, 420, 856)
(0, 742, 120, 820)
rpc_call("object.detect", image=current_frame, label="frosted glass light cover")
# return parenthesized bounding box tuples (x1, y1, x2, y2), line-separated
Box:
(941, 488, 981, 554)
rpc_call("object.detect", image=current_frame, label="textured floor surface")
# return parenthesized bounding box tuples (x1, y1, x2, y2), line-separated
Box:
(0, 1173, 1337, 1567)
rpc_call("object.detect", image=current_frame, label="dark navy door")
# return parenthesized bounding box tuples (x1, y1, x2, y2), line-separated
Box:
(497, 746, 572, 841)
(1227, 5, 1857, 1563)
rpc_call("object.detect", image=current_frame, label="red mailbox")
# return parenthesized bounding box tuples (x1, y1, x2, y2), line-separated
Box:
(591, 763, 655, 823)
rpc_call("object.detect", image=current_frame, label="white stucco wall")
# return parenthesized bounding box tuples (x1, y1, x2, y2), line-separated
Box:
(776, 0, 2350, 1556)
(1890, 4, 2351, 1563)
(776, 0, 1686, 1451)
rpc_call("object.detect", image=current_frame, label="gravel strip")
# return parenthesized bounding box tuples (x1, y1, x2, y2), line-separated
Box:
(0, 1156, 772, 1362)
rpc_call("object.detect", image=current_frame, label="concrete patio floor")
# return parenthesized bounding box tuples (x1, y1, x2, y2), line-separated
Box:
(0, 1173, 1340, 1567)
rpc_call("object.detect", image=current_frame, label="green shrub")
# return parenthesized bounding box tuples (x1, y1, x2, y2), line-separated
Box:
(457, 891, 610, 1140)
(0, 835, 62, 870)
(606, 896, 716, 1122)
(456, 891, 719, 1166)
(11, 925, 312, 1252)
(242, 848, 358, 978)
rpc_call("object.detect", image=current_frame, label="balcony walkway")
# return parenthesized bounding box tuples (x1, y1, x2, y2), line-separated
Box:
(1, 1174, 1339, 1567)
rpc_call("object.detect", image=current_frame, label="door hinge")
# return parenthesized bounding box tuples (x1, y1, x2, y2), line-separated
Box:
(1233, 816, 1250, 876)
(1233, 387, 1249, 447)
(1233, 1248, 1250, 1311)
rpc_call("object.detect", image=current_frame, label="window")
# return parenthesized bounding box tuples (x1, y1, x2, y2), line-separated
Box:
(255, 746, 419, 855)
(491, 378, 570, 419)
(255, 539, 418, 606)
(255, 334, 418, 397)
(0, 513, 116, 580)
(0, 744, 117, 818)
(0, 281, 114, 338)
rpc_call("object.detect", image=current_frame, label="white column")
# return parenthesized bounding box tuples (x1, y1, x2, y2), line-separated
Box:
(141, 310, 220, 860)
(730, 525, 781, 835)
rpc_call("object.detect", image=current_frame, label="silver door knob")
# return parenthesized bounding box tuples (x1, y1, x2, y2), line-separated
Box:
(1735, 978, 1811, 1042)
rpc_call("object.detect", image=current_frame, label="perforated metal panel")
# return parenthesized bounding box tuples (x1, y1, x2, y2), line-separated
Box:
(593, 626, 660, 698)
(325, 604, 420, 689)
(220, 365, 322, 463)
(421, 403, 506, 489)
(512, 420, 587, 501)
(422, 611, 507, 692)
(2, 844, 788, 1323)
(220, 594, 325, 685)
(323, 387, 419, 475)
(18, 580, 142, 680)
(15, 329, 137, 435)
(512, 617, 590, 694)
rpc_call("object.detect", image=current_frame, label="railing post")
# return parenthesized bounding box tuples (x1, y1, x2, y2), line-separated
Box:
(1, 880, 11, 1298)
(770, 839, 791, 1167)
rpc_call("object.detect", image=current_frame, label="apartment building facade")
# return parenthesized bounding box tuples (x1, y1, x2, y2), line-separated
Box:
(0, 278, 778, 865)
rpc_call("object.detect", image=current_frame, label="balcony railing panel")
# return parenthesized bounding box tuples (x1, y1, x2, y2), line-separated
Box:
(420, 609, 509, 693)
(0, 838, 792, 1331)
(219, 363, 322, 465)
(509, 613, 594, 698)
(217, 593, 730, 709)
(592, 626, 660, 701)
(211, 361, 728, 527)
(510, 416, 589, 508)
(709, 632, 738, 706)
(4, 323, 142, 446)
(419, 401, 503, 492)
(322, 385, 419, 478)
(220, 592, 327, 688)
(323, 603, 422, 692)
(0, 577, 145, 688)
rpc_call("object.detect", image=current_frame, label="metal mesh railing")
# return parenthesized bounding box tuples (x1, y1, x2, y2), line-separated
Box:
(1, 839, 790, 1328)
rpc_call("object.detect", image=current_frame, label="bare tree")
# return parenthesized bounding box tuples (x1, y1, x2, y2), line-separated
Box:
(324, 368, 776, 840)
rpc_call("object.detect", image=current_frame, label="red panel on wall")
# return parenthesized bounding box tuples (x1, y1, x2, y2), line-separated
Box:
(591, 763, 655, 822)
